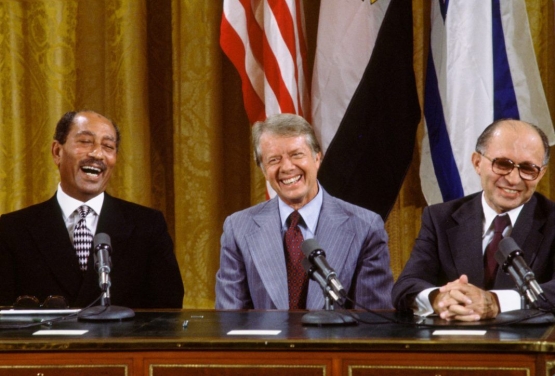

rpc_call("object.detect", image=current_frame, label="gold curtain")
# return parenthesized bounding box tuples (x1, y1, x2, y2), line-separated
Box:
(0, 0, 553, 308)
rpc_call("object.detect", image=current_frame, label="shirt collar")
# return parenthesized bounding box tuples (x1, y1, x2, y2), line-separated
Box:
(481, 192, 523, 234)
(278, 182, 323, 234)
(56, 183, 105, 220)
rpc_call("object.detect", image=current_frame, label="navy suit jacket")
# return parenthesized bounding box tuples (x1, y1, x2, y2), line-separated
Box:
(0, 193, 184, 308)
(392, 192, 555, 311)
(215, 189, 394, 310)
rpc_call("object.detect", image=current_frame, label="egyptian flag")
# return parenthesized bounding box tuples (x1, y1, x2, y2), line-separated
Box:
(312, 0, 420, 220)
(420, 0, 555, 204)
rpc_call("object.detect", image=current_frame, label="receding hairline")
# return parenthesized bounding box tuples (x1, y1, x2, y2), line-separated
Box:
(476, 118, 550, 165)
(74, 110, 113, 125)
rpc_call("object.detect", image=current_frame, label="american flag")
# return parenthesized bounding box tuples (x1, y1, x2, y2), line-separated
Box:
(220, 0, 310, 124)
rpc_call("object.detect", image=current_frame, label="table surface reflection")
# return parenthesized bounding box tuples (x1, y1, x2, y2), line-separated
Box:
(0, 309, 553, 353)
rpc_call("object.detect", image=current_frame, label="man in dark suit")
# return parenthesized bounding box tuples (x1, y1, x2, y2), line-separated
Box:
(0, 110, 184, 308)
(215, 113, 393, 310)
(392, 119, 555, 321)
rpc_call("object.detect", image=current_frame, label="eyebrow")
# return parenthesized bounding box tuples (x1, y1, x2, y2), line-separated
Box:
(75, 130, 94, 137)
(75, 130, 116, 142)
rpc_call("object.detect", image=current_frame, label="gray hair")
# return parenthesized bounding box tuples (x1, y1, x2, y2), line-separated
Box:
(252, 113, 321, 167)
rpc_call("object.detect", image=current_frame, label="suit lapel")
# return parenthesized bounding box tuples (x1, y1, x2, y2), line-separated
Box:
(247, 199, 289, 309)
(31, 196, 83, 297)
(510, 194, 541, 262)
(495, 194, 544, 288)
(449, 194, 485, 286)
(95, 194, 134, 250)
(76, 194, 135, 303)
(307, 192, 352, 309)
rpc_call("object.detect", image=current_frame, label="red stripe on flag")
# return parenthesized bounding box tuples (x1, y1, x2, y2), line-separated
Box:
(267, 0, 306, 117)
(240, 0, 264, 72)
(221, 0, 309, 124)
(294, 0, 309, 120)
(221, 14, 265, 123)
(262, 34, 297, 114)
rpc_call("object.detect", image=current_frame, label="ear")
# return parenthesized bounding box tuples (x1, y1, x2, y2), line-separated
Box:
(51, 141, 62, 167)
(315, 151, 322, 169)
(259, 163, 269, 181)
(471, 151, 482, 175)
(537, 165, 548, 181)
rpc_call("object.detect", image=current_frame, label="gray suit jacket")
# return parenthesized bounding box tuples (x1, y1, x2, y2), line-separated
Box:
(215, 189, 394, 310)
(392, 192, 555, 311)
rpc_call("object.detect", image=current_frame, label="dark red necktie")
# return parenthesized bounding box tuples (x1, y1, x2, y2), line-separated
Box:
(284, 211, 308, 309)
(484, 214, 511, 289)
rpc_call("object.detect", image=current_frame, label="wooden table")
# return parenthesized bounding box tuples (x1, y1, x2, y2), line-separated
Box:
(0, 309, 554, 376)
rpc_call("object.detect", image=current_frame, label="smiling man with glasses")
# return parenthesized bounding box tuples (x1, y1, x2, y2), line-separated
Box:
(393, 118, 555, 322)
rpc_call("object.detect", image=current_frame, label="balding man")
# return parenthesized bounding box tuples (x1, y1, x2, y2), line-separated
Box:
(393, 119, 555, 321)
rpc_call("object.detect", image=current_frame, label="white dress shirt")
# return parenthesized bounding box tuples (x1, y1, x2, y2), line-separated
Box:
(56, 183, 104, 244)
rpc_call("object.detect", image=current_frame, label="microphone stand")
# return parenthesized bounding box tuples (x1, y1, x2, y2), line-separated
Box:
(301, 290, 357, 326)
(78, 286, 135, 322)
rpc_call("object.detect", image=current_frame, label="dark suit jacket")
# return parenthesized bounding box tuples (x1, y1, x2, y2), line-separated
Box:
(392, 192, 555, 311)
(0, 193, 184, 308)
(215, 189, 394, 310)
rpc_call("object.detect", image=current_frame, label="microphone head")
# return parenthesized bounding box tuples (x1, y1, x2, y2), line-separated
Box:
(495, 237, 521, 269)
(498, 237, 520, 258)
(494, 248, 507, 267)
(301, 238, 321, 257)
(301, 258, 312, 273)
(93, 233, 112, 249)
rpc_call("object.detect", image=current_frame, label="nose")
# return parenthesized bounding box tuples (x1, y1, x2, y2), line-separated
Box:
(88, 144, 104, 159)
(504, 166, 521, 185)
(280, 156, 295, 171)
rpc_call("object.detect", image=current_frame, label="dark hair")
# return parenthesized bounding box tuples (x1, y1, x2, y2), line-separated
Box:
(54, 110, 121, 150)
(252, 113, 321, 167)
(475, 118, 550, 165)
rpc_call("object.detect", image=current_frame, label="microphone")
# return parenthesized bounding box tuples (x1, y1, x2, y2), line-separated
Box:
(301, 258, 342, 304)
(78, 233, 135, 321)
(495, 237, 546, 306)
(301, 239, 347, 303)
(93, 233, 112, 293)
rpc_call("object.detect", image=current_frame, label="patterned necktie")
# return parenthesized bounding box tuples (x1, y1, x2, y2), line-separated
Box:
(74, 205, 93, 272)
(484, 214, 511, 289)
(284, 211, 308, 309)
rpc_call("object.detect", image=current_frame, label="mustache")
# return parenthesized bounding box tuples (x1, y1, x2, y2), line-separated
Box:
(79, 158, 107, 171)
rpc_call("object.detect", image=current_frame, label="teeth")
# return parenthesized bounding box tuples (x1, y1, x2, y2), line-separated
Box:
(282, 175, 301, 185)
(503, 188, 517, 194)
(82, 166, 101, 175)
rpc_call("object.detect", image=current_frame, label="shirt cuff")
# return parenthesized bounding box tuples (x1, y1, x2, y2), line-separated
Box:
(412, 287, 438, 317)
(491, 289, 521, 312)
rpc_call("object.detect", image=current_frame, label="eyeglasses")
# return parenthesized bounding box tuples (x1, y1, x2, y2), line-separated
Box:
(479, 153, 545, 181)
(13, 295, 69, 309)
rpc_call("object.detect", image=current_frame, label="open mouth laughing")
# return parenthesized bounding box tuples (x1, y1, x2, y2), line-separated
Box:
(281, 175, 301, 185)
(80, 160, 106, 177)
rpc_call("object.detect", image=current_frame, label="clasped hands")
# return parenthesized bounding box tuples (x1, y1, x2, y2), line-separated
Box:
(430, 274, 500, 321)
